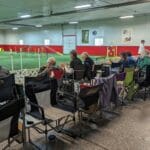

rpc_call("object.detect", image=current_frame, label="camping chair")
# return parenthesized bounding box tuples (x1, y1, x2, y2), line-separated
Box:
(58, 85, 103, 138)
(116, 72, 126, 104)
(123, 68, 139, 101)
(0, 100, 24, 150)
(93, 64, 103, 77)
(78, 85, 103, 123)
(63, 64, 85, 81)
(60, 64, 85, 95)
(101, 64, 111, 77)
(0, 74, 25, 149)
(93, 74, 120, 117)
(24, 76, 75, 149)
(135, 65, 150, 100)
(73, 64, 85, 81)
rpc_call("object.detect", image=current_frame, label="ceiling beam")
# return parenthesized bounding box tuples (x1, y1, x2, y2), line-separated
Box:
(0, 0, 150, 26)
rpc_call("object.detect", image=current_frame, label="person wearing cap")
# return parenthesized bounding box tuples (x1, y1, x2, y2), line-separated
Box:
(81, 52, 94, 80)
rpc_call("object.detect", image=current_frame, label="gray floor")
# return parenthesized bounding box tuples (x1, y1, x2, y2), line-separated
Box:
(1, 99, 150, 150)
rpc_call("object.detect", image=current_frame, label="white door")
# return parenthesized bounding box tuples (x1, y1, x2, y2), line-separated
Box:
(63, 36, 76, 54)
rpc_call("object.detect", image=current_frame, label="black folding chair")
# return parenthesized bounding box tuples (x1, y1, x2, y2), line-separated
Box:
(93, 64, 103, 77)
(136, 65, 150, 100)
(0, 74, 16, 104)
(24, 76, 75, 149)
(74, 64, 85, 81)
(0, 74, 25, 149)
(75, 85, 103, 136)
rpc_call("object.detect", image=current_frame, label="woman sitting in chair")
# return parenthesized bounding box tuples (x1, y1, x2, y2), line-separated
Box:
(136, 53, 150, 71)
(111, 52, 136, 73)
(81, 52, 94, 80)
(26, 57, 63, 111)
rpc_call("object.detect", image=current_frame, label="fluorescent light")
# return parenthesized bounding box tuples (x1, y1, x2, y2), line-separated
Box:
(74, 4, 91, 9)
(20, 14, 31, 18)
(35, 24, 42, 27)
(120, 15, 134, 19)
(69, 21, 78, 24)
(12, 27, 18, 30)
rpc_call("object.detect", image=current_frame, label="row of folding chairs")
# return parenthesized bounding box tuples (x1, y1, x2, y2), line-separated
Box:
(23, 72, 105, 149)
(0, 64, 149, 149)
(0, 69, 128, 149)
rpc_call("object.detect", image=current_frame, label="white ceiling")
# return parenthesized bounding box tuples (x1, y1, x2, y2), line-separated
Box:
(0, 0, 150, 29)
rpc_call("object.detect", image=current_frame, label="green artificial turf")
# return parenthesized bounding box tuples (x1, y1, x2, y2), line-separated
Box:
(0, 51, 107, 70)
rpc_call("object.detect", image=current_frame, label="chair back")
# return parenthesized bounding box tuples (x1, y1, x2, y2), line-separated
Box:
(74, 64, 85, 80)
(25, 76, 51, 93)
(0, 74, 15, 102)
(116, 72, 126, 81)
(0, 100, 24, 143)
(25, 76, 51, 110)
(102, 65, 111, 77)
(124, 68, 135, 86)
(93, 64, 103, 77)
(79, 85, 102, 109)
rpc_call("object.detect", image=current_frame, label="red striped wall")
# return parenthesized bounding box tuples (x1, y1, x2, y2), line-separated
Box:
(0, 45, 63, 53)
(0, 44, 150, 56)
(76, 46, 142, 56)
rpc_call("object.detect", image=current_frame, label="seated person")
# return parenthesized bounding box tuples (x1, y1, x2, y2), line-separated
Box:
(126, 52, 136, 67)
(0, 65, 9, 77)
(135, 54, 150, 85)
(136, 55, 150, 71)
(38, 57, 56, 77)
(111, 52, 129, 72)
(25, 57, 60, 112)
(81, 52, 94, 80)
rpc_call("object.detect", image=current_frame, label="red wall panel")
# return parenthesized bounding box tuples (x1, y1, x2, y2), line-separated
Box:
(77, 46, 150, 56)
(0, 45, 63, 54)
(117, 46, 139, 56)
(1, 44, 150, 56)
(76, 46, 107, 56)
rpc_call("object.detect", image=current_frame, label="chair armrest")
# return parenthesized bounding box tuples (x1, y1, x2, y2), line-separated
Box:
(28, 101, 45, 120)
(138, 65, 149, 71)
(63, 92, 76, 97)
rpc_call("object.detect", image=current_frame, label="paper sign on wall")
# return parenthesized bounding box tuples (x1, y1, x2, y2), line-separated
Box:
(122, 28, 132, 44)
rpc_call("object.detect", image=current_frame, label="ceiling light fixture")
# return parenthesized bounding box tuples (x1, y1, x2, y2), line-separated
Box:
(20, 14, 31, 18)
(12, 27, 18, 30)
(69, 21, 79, 24)
(35, 24, 42, 27)
(119, 15, 134, 19)
(74, 4, 91, 9)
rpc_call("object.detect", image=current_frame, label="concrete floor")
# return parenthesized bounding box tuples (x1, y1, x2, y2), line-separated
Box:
(1, 99, 150, 150)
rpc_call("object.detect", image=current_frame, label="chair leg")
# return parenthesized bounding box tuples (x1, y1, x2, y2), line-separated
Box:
(144, 88, 147, 101)
(45, 125, 48, 150)
(28, 128, 41, 150)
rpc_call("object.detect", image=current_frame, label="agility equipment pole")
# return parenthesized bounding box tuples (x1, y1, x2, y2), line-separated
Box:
(44, 46, 63, 56)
